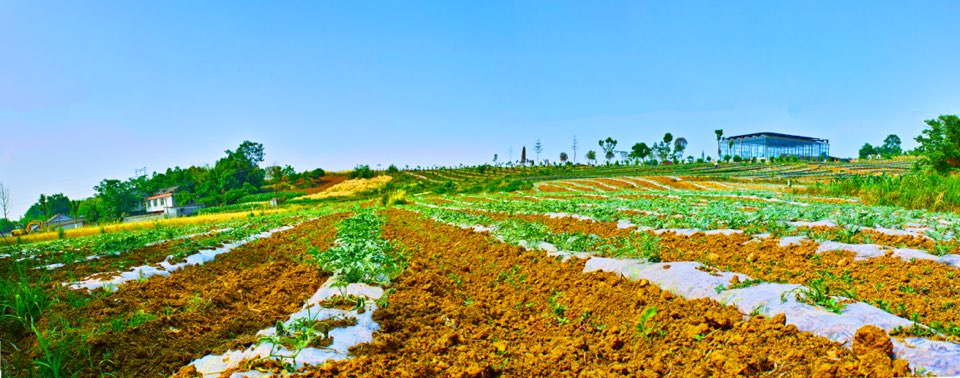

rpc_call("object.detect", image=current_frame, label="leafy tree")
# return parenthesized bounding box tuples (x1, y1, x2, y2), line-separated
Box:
(915, 115, 960, 173)
(653, 142, 670, 162)
(350, 164, 375, 179)
(859, 143, 876, 159)
(386, 164, 400, 174)
(881, 134, 902, 157)
(585, 150, 597, 165)
(534, 139, 543, 165)
(673, 137, 688, 161)
(68, 200, 82, 223)
(559, 152, 568, 163)
(629, 142, 651, 162)
(598, 138, 618, 162)
(714, 129, 723, 159)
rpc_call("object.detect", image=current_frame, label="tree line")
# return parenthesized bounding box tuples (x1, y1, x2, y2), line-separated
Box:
(1, 141, 326, 232)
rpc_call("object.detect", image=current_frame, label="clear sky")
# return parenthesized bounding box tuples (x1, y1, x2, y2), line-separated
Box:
(1, 1, 958, 217)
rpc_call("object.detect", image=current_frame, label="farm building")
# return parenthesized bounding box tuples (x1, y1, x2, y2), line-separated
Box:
(46, 213, 84, 230)
(145, 186, 179, 213)
(720, 132, 829, 160)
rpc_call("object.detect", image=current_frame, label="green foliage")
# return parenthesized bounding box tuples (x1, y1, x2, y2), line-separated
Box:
(635, 305, 658, 338)
(350, 164, 375, 179)
(792, 278, 846, 314)
(0, 262, 51, 333)
(915, 115, 960, 173)
(808, 174, 960, 213)
(236, 191, 305, 204)
(547, 291, 568, 325)
(311, 210, 406, 285)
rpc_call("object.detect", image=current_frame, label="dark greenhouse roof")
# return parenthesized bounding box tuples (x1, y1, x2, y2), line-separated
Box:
(723, 132, 828, 143)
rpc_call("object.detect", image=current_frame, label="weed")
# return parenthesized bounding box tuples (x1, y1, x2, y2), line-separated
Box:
(634, 305, 658, 339)
(547, 291, 568, 325)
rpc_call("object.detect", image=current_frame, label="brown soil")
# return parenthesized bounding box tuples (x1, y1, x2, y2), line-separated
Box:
(644, 176, 704, 191)
(297, 175, 348, 195)
(536, 184, 574, 193)
(591, 178, 637, 190)
(502, 213, 960, 338)
(617, 177, 670, 191)
(302, 210, 903, 377)
(22, 213, 348, 377)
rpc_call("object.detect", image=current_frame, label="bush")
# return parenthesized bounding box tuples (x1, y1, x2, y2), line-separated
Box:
(915, 115, 960, 173)
(806, 173, 960, 213)
(350, 165, 375, 179)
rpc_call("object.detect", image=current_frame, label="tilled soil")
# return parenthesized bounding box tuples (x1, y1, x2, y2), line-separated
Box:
(19, 213, 348, 377)
(304, 209, 904, 377)
(511, 213, 960, 338)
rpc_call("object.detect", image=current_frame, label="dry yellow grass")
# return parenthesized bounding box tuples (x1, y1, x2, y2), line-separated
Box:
(295, 175, 392, 200)
(14, 209, 291, 244)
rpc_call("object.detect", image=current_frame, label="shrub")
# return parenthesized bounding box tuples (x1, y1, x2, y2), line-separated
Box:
(350, 165, 375, 179)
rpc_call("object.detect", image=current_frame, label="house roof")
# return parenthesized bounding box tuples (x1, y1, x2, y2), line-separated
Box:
(145, 186, 179, 200)
(723, 132, 828, 143)
(46, 213, 73, 223)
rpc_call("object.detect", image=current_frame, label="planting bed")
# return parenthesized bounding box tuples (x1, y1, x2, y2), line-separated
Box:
(5, 167, 960, 376)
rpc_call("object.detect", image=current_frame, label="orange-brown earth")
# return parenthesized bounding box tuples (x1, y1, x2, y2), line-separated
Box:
(304, 210, 906, 377)
(506, 213, 960, 337)
(10, 213, 347, 377)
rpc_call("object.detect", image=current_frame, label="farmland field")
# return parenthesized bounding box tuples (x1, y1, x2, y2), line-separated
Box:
(3, 161, 960, 377)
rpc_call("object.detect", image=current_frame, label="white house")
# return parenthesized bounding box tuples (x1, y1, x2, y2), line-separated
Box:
(145, 187, 178, 214)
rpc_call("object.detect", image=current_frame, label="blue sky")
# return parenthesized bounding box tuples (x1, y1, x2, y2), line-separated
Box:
(1, 1, 958, 217)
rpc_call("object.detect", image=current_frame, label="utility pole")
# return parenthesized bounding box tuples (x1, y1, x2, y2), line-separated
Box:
(572, 135, 579, 164)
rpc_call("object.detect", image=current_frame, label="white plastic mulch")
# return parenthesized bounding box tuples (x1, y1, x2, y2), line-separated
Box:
(64, 225, 296, 292)
(185, 277, 384, 377)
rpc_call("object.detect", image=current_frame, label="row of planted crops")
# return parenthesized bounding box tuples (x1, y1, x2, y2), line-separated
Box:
(2, 173, 960, 376)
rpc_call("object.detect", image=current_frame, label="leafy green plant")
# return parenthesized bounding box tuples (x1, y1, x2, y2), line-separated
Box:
(635, 306, 658, 339)
(547, 291, 568, 325)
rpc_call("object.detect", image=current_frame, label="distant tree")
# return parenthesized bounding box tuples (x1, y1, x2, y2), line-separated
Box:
(629, 142, 651, 163)
(881, 134, 902, 157)
(673, 137, 688, 160)
(572, 135, 579, 164)
(534, 139, 543, 165)
(521, 146, 528, 165)
(386, 164, 400, 174)
(350, 164, 374, 179)
(559, 152, 568, 163)
(598, 138, 618, 162)
(915, 115, 960, 172)
(859, 143, 876, 159)
(653, 142, 670, 162)
(714, 129, 723, 159)
(38, 194, 48, 220)
(68, 200, 82, 224)
(493, 154, 498, 164)
(586, 150, 597, 165)
(0, 182, 9, 221)
(661, 133, 673, 159)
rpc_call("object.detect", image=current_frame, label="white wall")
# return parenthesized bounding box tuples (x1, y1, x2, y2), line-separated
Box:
(145, 194, 176, 213)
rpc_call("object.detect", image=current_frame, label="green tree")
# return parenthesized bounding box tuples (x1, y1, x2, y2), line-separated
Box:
(673, 137, 688, 161)
(714, 129, 723, 159)
(598, 138, 618, 162)
(859, 143, 876, 159)
(68, 200, 82, 224)
(521, 146, 527, 165)
(629, 142, 651, 162)
(350, 165, 374, 179)
(534, 139, 543, 165)
(559, 152, 568, 163)
(880, 134, 902, 157)
(915, 115, 960, 172)
(585, 150, 597, 165)
(653, 142, 670, 162)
